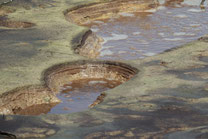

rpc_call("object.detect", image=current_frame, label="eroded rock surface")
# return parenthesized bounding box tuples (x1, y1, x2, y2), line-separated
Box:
(0, 0, 208, 138)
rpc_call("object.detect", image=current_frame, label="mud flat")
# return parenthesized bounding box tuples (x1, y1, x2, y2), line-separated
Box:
(0, 0, 208, 139)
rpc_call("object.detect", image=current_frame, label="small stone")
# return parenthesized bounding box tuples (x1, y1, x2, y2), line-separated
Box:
(125, 131, 134, 137)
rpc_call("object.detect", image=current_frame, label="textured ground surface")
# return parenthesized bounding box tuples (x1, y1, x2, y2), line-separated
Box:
(0, 0, 208, 138)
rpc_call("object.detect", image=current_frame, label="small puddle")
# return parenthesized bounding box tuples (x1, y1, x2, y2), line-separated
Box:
(49, 78, 121, 114)
(15, 78, 121, 115)
(3, 62, 137, 115)
(85, 0, 208, 60)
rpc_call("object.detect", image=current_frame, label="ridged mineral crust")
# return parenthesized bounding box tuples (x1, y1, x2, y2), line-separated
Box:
(65, 0, 156, 25)
(0, 61, 138, 115)
(45, 61, 138, 93)
(0, 86, 60, 115)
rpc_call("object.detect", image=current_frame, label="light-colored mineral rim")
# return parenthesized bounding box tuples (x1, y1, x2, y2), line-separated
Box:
(0, 60, 138, 115)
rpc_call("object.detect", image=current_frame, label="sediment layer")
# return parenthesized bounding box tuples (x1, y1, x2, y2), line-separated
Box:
(0, 61, 138, 115)
(45, 61, 138, 94)
(65, 0, 157, 25)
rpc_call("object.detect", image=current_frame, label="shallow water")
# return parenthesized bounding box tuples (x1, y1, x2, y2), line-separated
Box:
(86, 0, 208, 60)
(48, 79, 121, 114)
(16, 79, 121, 115)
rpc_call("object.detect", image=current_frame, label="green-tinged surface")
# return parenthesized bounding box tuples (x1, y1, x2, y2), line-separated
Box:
(0, 0, 95, 94)
(1, 0, 208, 138)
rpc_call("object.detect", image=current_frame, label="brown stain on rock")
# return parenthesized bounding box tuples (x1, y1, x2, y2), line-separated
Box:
(0, 86, 60, 115)
(44, 61, 138, 94)
(0, 20, 35, 28)
(65, 0, 158, 25)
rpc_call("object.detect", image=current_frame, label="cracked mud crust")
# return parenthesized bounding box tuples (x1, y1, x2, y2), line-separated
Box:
(0, 0, 208, 138)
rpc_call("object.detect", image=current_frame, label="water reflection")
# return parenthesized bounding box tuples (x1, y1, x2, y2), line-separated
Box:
(48, 78, 121, 114)
(14, 79, 121, 115)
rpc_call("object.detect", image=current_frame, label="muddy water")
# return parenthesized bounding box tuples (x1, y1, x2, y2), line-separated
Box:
(86, 0, 208, 60)
(15, 79, 121, 115)
(48, 79, 121, 114)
